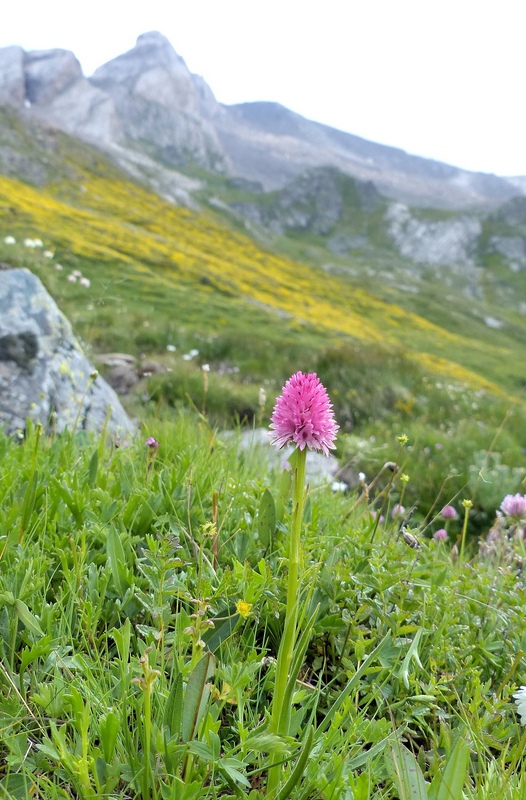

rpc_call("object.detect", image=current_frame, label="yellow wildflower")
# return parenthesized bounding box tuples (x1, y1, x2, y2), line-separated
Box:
(236, 600, 253, 619)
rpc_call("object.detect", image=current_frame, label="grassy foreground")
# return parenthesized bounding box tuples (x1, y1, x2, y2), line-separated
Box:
(1, 413, 526, 799)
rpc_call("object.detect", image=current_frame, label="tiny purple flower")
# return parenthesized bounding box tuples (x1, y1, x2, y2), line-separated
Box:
(145, 437, 159, 451)
(392, 503, 406, 519)
(269, 371, 338, 456)
(433, 528, 448, 541)
(440, 505, 457, 520)
(500, 493, 526, 520)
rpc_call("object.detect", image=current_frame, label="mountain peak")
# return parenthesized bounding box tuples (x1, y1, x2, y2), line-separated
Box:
(135, 31, 174, 50)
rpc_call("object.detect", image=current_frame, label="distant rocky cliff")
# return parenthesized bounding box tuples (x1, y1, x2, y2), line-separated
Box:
(0, 32, 523, 210)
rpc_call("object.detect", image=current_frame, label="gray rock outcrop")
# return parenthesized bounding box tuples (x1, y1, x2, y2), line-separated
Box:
(488, 236, 526, 270)
(230, 166, 380, 236)
(385, 203, 482, 267)
(89, 32, 227, 170)
(0, 268, 134, 437)
(24, 49, 83, 106)
(0, 45, 25, 106)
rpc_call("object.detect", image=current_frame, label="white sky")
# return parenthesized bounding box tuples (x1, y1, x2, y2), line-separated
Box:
(2, 0, 525, 176)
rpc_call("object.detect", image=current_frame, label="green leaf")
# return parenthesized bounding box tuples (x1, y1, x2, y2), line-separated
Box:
(430, 735, 470, 800)
(275, 726, 315, 800)
(258, 488, 276, 548)
(219, 758, 251, 788)
(106, 528, 130, 595)
(181, 653, 215, 743)
(164, 671, 183, 737)
(202, 612, 239, 652)
(242, 732, 290, 755)
(14, 599, 44, 637)
(20, 469, 38, 534)
(99, 710, 120, 763)
(87, 450, 99, 487)
(398, 628, 424, 689)
(385, 741, 428, 800)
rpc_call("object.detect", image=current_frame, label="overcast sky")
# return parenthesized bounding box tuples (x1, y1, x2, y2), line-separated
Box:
(2, 0, 525, 176)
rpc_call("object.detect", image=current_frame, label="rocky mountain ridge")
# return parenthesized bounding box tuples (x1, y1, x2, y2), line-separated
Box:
(0, 31, 523, 210)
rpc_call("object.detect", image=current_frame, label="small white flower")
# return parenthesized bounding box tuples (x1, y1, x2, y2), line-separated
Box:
(331, 481, 347, 493)
(24, 238, 36, 248)
(202, 364, 210, 372)
(43, 250, 54, 258)
(33, 239, 43, 247)
(72, 270, 82, 277)
(189, 348, 199, 357)
(166, 344, 177, 352)
(4, 236, 15, 244)
(55, 263, 64, 271)
(67, 274, 77, 283)
(359, 472, 366, 482)
(80, 277, 90, 287)
(182, 354, 192, 361)
(513, 686, 526, 725)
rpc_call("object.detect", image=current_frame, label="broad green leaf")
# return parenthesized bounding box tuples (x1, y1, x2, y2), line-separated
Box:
(181, 653, 215, 743)
(99, 710, 120, 763)
(430, 735, 470, 800)
(14, 599, 44, 637)
(164, 671, 183, 737)
(385, 741, 428, 800)
(112, 618, 131, 664)
(258, 488, 276, 548)
(87, 449, 99, 487)
(202, 612, 239, 652)
(106, 528, 129, 595)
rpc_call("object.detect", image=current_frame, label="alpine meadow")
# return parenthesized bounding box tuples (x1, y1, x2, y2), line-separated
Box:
(1, 33, 526, 800)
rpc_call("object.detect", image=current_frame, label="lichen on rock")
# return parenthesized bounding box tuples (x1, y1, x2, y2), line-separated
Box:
(0, 267, 134, 437)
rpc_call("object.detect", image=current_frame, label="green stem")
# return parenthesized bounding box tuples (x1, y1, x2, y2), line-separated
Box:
(267, 447, 307, 796)
(459, 500, 472, 564)
(143, 685, 151, 800)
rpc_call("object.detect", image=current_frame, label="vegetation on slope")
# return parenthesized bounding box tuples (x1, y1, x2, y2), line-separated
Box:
(1, 417, 526, 798)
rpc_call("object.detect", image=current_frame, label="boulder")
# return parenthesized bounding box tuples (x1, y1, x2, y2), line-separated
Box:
(0, 268, 134, 437)
(229, 428, 339, 486)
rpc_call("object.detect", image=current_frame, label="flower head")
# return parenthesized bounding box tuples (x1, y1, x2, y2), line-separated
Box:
(145, 437, 159, 451)
(433, 528, 448, 541)
(501, 493, 526, 520)
(269, 371, 338, 456)
(392, 503, 406, 519)
(236, 600, 253, 619)
(513, 686, 526, 725)
(440, 504, 457, 520)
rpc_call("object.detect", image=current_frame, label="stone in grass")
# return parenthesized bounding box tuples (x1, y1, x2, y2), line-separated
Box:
(231, 428, 339, 486)
(0, 268, 134, 437)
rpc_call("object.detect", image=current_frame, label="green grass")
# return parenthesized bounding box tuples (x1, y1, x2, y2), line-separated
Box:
(1, 414, 526, 798)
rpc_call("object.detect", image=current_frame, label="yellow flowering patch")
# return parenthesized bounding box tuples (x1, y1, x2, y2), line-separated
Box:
(0, 171, 517, 397)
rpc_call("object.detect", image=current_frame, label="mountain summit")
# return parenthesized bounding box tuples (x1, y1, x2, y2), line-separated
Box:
(0, 32, 522, 209)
